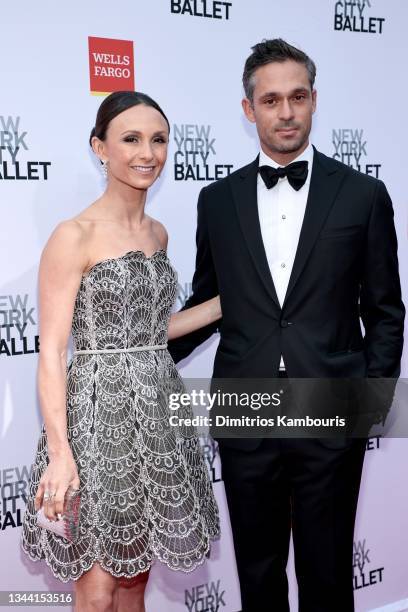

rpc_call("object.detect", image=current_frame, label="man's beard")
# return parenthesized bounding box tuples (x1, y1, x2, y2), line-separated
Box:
(267, 123, 309, 155)
(272, 132, 308, 154)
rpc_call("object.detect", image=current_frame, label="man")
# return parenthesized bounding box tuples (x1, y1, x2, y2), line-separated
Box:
(168, 39, 404, 611)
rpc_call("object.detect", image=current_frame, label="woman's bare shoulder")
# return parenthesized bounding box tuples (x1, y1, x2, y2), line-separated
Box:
(47, 218, 87, 248)
(40, 218, 90, 272)
(50, 198, 106, 251)
(149, 216, 168, 249)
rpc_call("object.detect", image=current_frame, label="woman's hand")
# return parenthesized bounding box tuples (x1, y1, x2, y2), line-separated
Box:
(168, 295, 221, 340)
(34, 451, 80, 520)
(210, 295, 221, 320)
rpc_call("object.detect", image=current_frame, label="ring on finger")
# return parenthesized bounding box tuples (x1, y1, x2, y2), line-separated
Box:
(44, 490, 56, 502)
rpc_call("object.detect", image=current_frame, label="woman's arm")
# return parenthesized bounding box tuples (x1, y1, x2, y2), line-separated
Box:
(168, 295, 221, 340)
(34, 221, 87, 520)
(167, 188, 220, 360)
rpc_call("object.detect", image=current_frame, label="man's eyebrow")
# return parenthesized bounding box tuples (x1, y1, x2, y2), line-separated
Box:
(258, 87, 310, 99)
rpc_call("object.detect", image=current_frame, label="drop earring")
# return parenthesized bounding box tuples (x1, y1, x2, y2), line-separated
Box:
(101, 160, 108, 178)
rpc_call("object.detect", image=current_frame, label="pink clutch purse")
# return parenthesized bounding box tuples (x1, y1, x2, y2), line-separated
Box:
(36, 486, 81, 542)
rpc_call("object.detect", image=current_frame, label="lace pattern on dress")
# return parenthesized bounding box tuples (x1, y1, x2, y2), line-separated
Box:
(21, 250, 220, 582)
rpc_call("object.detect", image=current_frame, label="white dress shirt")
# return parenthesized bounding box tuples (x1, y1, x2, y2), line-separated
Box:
(257, 143, 314, 369)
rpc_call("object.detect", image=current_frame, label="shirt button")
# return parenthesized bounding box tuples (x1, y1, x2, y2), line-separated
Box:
(282, 215, 286, 220)
(281, 263, 286, 268)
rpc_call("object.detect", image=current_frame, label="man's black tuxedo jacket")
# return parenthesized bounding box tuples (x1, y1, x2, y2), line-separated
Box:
(168, 148, 405, 383)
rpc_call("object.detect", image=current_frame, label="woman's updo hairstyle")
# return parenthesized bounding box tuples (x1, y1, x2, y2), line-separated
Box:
(89, 91, 170, 147)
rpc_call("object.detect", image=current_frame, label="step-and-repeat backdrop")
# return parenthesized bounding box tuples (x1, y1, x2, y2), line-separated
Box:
(1, 1, 407, 611)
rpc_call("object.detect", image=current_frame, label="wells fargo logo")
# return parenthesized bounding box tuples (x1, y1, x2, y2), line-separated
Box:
(88, 36, 134, 95)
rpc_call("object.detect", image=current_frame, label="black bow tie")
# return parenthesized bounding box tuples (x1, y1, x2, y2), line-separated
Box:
(259, 160, 309, 191)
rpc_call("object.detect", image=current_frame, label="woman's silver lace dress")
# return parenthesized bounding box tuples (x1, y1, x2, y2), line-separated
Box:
(21, 250, 220, 582)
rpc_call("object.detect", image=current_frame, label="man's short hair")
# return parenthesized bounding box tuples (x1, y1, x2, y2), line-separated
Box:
(243, 38, 317, 103)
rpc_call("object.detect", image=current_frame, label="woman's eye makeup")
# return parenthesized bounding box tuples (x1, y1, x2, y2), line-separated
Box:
(122, 134, 168, 144)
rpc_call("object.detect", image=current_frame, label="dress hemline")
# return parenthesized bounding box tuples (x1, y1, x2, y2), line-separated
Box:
(21, 530, 220, 584)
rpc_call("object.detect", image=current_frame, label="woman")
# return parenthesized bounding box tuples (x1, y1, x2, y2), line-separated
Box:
(21, 91, 221, 612)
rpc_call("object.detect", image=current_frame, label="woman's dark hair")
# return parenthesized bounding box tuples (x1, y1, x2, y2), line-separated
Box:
(89, 91, 170, 147)
(243, 38, 316, 103)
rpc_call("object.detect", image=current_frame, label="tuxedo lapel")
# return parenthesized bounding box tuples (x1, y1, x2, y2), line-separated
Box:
(283, 148, 348, 306)
(230, 157, 280, 307)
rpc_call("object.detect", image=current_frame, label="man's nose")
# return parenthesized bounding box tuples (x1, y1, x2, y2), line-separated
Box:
(279, 98, 294, 121)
